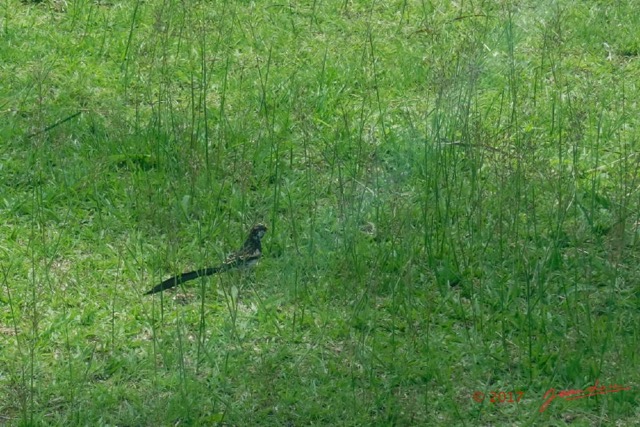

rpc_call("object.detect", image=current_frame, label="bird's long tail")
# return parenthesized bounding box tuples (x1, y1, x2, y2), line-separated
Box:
(144, 266, 223, 295)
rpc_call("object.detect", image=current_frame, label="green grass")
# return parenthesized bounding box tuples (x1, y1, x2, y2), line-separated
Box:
(1, 0, 639, 425)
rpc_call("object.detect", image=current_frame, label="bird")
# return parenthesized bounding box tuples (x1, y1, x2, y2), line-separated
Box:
(144, 223, 267, 295)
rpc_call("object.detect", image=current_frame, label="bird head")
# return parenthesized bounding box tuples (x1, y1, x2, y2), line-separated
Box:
(251, 223, 267, 239)
(242, 223, 267, 250)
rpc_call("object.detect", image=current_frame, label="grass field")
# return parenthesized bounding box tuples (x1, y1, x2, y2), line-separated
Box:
(1, 0, 639, 425)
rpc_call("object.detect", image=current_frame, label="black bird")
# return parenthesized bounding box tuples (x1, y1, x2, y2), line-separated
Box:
(145, 224, 267, 295)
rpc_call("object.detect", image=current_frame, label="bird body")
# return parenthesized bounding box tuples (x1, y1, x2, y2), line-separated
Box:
(144, 223, 267, 295)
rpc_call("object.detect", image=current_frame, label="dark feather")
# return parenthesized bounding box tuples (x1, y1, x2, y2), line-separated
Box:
(143, 266, 221, 295)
